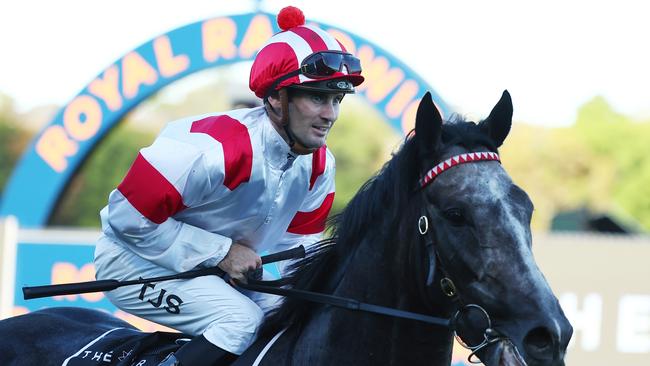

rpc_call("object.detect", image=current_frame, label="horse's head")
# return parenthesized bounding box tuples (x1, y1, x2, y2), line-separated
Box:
(411, 91, 572, 366)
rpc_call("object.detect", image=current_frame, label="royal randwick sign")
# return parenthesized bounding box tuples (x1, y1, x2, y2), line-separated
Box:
(0, 12, 448, 228)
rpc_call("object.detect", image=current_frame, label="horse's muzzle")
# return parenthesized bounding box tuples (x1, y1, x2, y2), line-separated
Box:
(520, 321, 572, 366)
(476, 314, 572, 366)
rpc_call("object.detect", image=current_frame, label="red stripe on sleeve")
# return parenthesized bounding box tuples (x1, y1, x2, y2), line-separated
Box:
(290, 27, 328, 52)
(191, 116, 253, 190)
(310, 146, 327, 190)
(117, 153, 187, 224)
(287, 192, 335, 235)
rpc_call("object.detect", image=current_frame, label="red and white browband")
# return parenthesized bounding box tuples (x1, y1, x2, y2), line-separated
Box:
(419, 151, 500, 188)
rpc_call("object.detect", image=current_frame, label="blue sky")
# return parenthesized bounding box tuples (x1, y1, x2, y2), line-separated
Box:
(1, 0, 648, 127)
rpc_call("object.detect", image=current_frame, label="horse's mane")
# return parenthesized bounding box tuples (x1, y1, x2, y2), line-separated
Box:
(259, 117, 497, 337)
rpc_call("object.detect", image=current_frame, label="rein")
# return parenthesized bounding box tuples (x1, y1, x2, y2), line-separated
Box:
(235, 279, 451, 327)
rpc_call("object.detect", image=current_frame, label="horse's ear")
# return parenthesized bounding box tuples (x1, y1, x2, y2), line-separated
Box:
(479, 90, 513, 147)
(415, 92, 442, 158)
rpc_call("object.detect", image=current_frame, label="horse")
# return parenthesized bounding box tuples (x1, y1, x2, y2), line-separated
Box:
(0, 90, 572, 366)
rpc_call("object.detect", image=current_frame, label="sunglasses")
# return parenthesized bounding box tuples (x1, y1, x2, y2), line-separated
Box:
(300, 51, 362, 79)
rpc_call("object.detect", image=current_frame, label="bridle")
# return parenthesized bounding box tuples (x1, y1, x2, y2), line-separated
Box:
(416, 150, 510, 363)
(417, 213, 508, 363)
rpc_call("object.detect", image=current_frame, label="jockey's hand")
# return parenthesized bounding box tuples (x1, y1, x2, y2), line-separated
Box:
(217, 243, 262, 283)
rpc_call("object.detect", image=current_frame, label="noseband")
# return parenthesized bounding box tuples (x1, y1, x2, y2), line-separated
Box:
(417, 151, 507, 363)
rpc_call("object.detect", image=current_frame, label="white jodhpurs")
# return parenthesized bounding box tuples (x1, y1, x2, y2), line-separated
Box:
(94, 236, 285, 355)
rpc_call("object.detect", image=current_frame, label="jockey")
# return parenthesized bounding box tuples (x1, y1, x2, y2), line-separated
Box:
(93, 6, 364, 366)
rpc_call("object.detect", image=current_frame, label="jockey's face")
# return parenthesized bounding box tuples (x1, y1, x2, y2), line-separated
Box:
(287, 90, 343, 149)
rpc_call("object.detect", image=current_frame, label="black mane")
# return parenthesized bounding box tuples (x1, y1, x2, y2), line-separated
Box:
(259, 117, 497, 337)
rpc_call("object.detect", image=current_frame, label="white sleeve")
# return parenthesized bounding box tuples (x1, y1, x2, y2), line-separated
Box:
(105, 133, 232, 273)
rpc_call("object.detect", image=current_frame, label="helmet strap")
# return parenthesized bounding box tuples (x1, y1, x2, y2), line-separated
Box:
(279, 88, 291, 129)
(265, 89, 316, 155)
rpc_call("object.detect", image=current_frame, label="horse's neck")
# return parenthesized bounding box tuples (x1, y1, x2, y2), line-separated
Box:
(285, 237, 454, 365)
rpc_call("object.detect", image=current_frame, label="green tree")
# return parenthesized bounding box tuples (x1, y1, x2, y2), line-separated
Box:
(502, 97, 650, 231)
(0, 94, 32, 193)
(325, 97, 402, 214)
(574, 97, 650, 230)
(501, 123, 617, 231)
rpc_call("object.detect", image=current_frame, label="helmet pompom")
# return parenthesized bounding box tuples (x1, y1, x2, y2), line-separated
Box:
(277, 6, 305, 31)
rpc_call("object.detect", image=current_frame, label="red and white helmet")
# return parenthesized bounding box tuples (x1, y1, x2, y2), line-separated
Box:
(249, 6, 365, 98)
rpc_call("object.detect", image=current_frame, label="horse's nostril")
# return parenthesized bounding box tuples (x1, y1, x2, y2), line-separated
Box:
(523, 327, 554, 359)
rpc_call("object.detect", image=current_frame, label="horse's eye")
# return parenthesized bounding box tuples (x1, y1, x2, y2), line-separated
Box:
(443, 208, 465, 225)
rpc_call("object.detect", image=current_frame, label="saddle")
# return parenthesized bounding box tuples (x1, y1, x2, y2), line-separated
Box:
(63, 327, 186, 366)
(63, 326, 285, 366)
